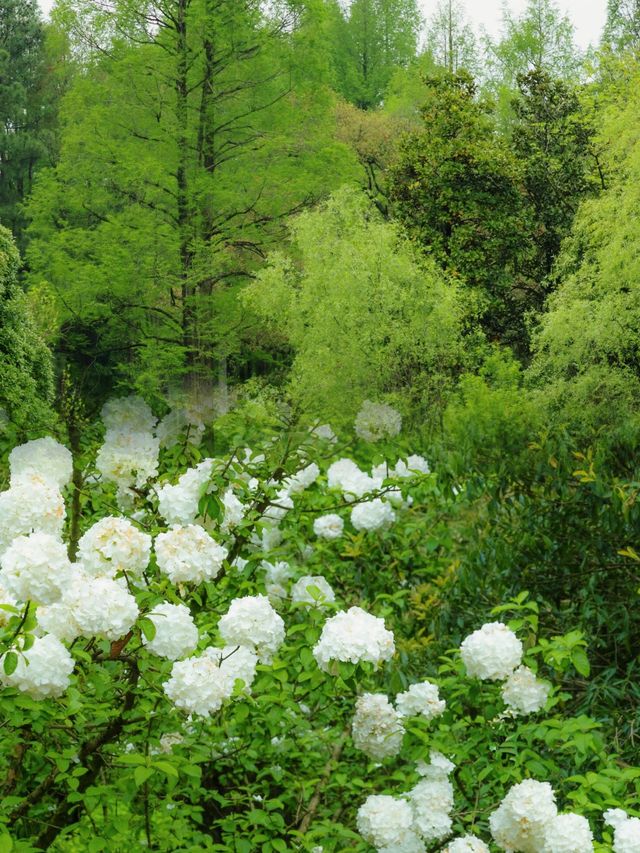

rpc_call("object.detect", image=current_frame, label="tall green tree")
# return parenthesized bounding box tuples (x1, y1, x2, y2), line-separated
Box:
(26, 0, 357, 399)
(331, 0, 422, 108)
(603, 0, 640, 50)
(243, 186, 471, 421)
(0, 225, 54, 432)
(388, 71, 530, 348)
(528, 62, 640, 438)
(484, 0, 582, 126)
(511, 69, 602, 301)
(0, 1, 55, 246)
(426, 0, 478, 75)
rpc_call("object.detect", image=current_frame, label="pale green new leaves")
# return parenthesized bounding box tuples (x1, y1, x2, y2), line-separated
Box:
(243, 187, 469, 421)
(528, 67, 640, 435)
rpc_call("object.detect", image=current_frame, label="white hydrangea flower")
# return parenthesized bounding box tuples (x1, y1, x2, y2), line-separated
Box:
(0, 476, 66, 557)
(605, 810, 640, 853)
(155, 524, 227, 584)
(501, 666, 550, 715)
(460, 622, 523, 681)
(357, 795, 423, 852)
(250, 525, 283, 553)
(408, 752, 455, 842)
(39, 573, 139, 642)
(313, 514, 344, 541)
(220, 488, 245, 534)
(261, 560, 293, 601)
(156, 459, 214, 525)
(96, 430, 160, 490)
(313, 606, 395, 671)
(262, 490, 293, 526)
(394, 455, 430, 478)
(355, 400, 402, 442)
(351, 499, 396, 532)
(396, 681, 446, 720)
(540, 813, 594, 853)
(143, 602, 199, 660)
(310, 423, 337, 443)
(327, 458, 379, 501)
(164, 644, 257, 716)
(261, 560, 293, 586)
(9, 437, 73, 489)
(0, 532, 73, 605)
(218, 595, 285, 663)
(158, 732, 185, 753)
(352, 693, 404, 761)
(283, 463, 320, 495)
(1, 634, 74, 699)
(490, 780, 558, 853)
(101, 395, 157, 434)
(291, 575, 335, 608)
(78, 517, 151, 579)
(443, 836, 490, 852)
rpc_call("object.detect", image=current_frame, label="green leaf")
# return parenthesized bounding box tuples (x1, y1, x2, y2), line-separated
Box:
(571, 649, 590, 677)
(139, 618, 156, 642)
(153, 761, 178, 778)
(3, 653, 18, 676)
(133, 766, 154, 787)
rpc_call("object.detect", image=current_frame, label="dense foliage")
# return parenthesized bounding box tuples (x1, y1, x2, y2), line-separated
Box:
(3, 0, 640, 849)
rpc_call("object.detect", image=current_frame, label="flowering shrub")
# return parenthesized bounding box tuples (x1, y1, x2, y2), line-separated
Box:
(0, 396, 637, 851)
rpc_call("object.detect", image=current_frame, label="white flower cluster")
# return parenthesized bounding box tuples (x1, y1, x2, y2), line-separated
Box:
(156, 458, 214, 525)
(282, 463, 320, 495)
(395, 680, 446, 720)
(163, 644, 258, 716)
(605, 809, 640, 853)
(541, 813, 595, 853)
(460, 622, 523, 681)
(460, 622, 550, 716)
(0, 474, 66, 557)
(327, 458, 380, 500)
(357, 752, 455, 851)
(290, 575, 335, 608)
(0, 532, 73, 605)
(313, 514, 344, 541)
(142, 602, 198, 660)
(261, 490, 294, 527)
(501, 665, 550, 715)
(78, 516, 151, 580)
(309, 423, 337, 443)
(444, 837, 490, 853)
(96, 396, 160, 496)
(39, 574, 139, 642)
(313, 606, 395, 671)
(0, 634, 74, 699)
(352, 693, 404, 761)
(351, 498, 396, 532)
(357, 795, 423, 853)
(490, 780, 558, 853)
(9, 437, 73, 490)
(408, 751, 455, 842)
(394, 455, 430, 478)
(155, 524, 227, 584)
(261, 559, 294, 600)
(220, 488, 245, 534)
(355, 400, 402, 442)
(218, 595, 285, 663)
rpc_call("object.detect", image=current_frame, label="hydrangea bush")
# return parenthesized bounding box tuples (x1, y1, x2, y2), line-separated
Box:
(0, 396, 637, 851)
